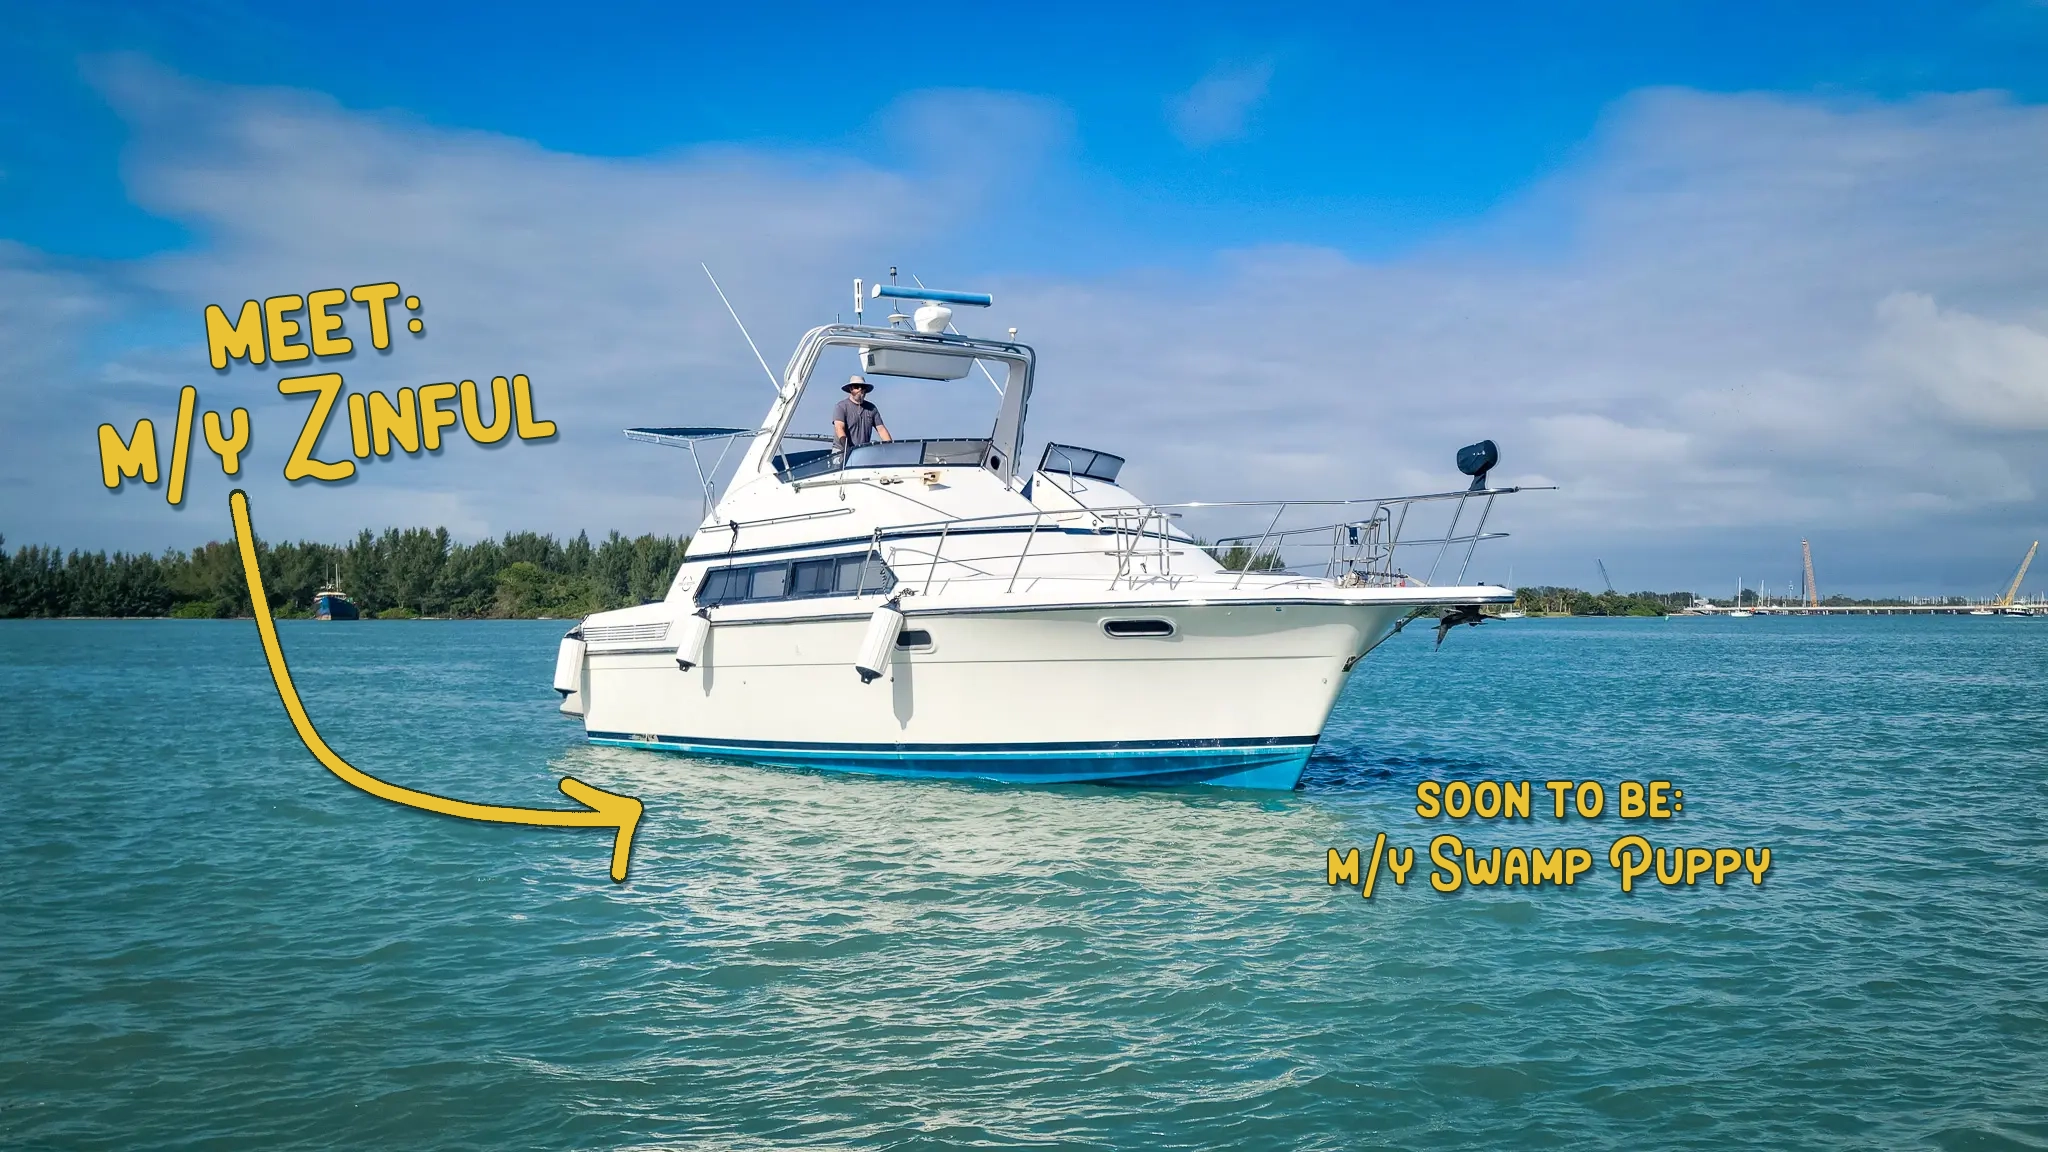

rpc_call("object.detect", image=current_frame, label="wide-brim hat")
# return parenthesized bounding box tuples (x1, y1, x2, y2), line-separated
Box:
(842, 375, 871, 393)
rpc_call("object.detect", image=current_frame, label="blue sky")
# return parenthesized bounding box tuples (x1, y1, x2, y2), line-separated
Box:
(12, 1, 2044, 262)
(3, 1, 2047, 595)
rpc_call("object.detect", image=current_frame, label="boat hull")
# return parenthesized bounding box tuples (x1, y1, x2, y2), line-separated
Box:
(314, 592, 358, 620)
(573, 602, 1412, 790)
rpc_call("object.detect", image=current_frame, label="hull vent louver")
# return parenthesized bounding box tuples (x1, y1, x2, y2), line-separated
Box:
(582, 621, 673, 644)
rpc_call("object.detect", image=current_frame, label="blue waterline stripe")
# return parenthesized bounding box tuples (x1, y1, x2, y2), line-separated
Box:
(587, 731, 1317, 757)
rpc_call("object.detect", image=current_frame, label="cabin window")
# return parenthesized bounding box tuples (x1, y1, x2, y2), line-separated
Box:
(790, 558, 837, 597)
(895, 629, 933, 650)
(835, 556, 891, 594)
(1102, 618, 1175, 638)
(698, 568, 739, 603)
(749, 565, 788, 599)
(695, 552, 897, 608)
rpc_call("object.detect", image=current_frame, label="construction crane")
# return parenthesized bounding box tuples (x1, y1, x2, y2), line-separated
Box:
(1597, 560, 1615, 593)
(1802, 539, 1819, 608)
(1997, 541, 2038, 608)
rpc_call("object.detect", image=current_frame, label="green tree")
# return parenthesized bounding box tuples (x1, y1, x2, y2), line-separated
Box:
(1211, 544, 1285, 571)
(0, 523, 691, 619)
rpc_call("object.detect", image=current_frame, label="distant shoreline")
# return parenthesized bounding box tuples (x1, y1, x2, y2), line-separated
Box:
(2, 615, 572, 622)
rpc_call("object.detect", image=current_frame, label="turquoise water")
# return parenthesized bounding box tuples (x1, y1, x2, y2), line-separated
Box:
(2, 615, 2043, 1149)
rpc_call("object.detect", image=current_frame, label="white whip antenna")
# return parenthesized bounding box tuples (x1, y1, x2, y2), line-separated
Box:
(701, 264, 781, 393)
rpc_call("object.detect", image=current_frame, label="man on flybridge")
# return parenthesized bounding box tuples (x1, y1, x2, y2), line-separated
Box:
(832, 376, 892, 453)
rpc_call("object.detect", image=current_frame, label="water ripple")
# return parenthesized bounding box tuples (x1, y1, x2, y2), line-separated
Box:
(1, 617, 2043, 1149)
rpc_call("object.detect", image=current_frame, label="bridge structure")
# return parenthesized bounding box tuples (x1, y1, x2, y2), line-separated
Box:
(1722, 603, 2043, 616)
(1678, 540, 2044, 616)
(1687, 602, 2039, 610)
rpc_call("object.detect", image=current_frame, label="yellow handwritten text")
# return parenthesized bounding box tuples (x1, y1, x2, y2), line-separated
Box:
(206, 282, 416, 370)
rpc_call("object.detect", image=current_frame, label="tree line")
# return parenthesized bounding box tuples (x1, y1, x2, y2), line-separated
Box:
(0, 529, 1817, 621)
(0, 529, 688, 620)
(1512, 587, 1696, 616)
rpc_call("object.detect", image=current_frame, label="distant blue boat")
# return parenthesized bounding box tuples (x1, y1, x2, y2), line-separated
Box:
(314, 587, 359, 620)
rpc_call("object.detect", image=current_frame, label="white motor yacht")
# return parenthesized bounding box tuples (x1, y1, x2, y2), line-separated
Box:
(552, 281, 1531, 790)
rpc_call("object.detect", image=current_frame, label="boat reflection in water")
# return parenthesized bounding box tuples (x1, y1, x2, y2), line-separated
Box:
(552, 279, 1538, 790)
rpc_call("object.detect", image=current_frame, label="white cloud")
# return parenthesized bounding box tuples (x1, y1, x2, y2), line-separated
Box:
(1167, 61, 1274, 147)
(2, 66, 2046, 592)
(0, 242, 128, 537)
(3, 58, 1050, 550)
(997, 89, 2048, 588)
(1871, 291, 2048, 429)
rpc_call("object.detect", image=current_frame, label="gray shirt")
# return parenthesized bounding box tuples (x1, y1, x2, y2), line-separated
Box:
(833, 398, 883, 448)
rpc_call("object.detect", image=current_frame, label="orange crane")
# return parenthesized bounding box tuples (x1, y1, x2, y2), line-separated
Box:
(1997, 541, 2038, 608)
(1802, 539, 1819, 608)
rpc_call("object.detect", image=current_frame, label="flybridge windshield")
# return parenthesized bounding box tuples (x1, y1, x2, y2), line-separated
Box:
(777, 438, 998, 481)
(754, 324, 1036, 487)
(1040, 443, 1125, 484)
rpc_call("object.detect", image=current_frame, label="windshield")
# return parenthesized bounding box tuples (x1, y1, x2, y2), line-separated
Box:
(776, 341, 1012, 481)
(1040, 443, 1126, 484)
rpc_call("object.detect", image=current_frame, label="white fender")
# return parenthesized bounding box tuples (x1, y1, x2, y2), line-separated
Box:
(674, 609, 710, 670)
(553, 634, 586, 695)
(854, 602, 904, 683)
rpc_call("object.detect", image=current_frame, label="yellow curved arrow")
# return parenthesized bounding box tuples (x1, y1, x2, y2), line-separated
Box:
(229, 489, 643, 882)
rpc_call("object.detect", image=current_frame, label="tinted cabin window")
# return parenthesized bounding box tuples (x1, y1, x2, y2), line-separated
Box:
(835, 556, 890, 594)
(699, 569, 738, 603)
(790, 558, 836, 597)
(895, 629, 933, 649)
(696, 553, 897, 608)
(750, 566, 788, 599)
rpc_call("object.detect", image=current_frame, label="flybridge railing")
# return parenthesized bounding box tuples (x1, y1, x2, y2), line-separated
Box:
(752, 485, 1543, 594)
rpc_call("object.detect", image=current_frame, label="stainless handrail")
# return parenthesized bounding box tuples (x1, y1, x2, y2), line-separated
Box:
(1007, 510, 1044, 593)
(1231, 502, 1290, 591)
(923, 521, 950, 596)
(712, 485, 1538, 538)
(699, 485, 1546, 590)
